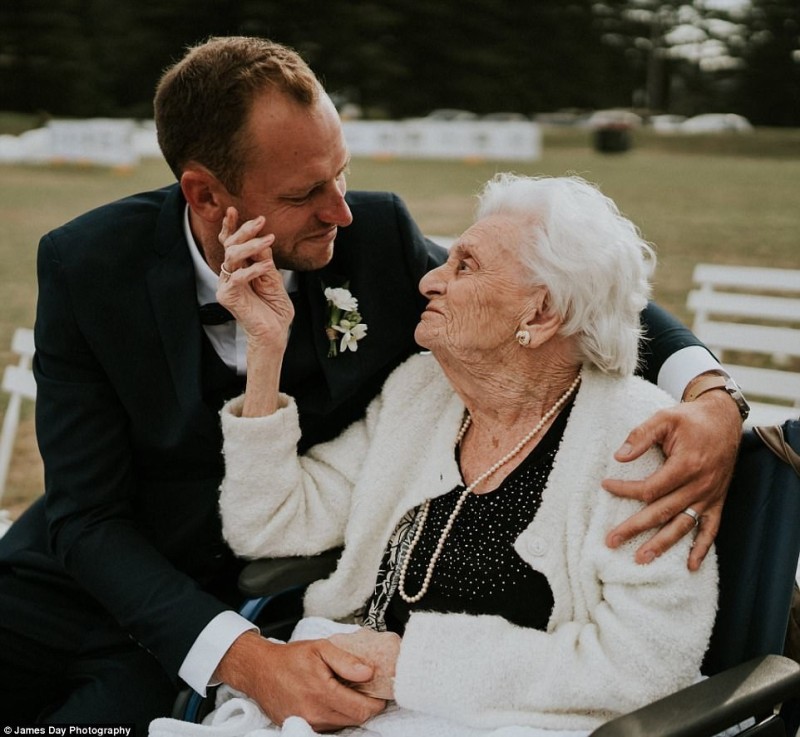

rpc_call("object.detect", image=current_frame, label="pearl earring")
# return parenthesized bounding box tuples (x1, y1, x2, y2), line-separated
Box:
(516, 330, 531, 347)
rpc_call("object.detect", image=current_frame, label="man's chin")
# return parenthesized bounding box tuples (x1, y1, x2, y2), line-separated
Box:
(282, 236, 336, 272)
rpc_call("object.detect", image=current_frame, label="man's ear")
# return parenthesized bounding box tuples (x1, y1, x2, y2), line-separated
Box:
(519, 289, 563, 347)
(180, 165, 229, 223)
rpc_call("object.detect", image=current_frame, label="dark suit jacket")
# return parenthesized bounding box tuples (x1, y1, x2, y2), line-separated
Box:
(0, 184, 706, 685)
(0, 186, 446, 681)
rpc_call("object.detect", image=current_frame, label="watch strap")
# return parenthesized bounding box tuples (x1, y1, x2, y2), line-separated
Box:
(683, 373, 728, 403)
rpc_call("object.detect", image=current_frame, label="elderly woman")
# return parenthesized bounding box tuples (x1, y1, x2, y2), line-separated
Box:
(212, 174, 718, 734)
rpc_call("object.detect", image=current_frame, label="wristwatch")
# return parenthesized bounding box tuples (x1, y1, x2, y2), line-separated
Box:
(683, 371, 751, 422)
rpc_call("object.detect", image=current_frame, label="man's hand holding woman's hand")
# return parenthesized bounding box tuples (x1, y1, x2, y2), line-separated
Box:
(216, 631, 386, 731)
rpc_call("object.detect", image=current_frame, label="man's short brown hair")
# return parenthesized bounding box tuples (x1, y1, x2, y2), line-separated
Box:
(154, 36, 320, 193)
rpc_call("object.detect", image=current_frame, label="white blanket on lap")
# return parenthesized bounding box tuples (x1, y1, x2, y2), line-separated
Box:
(148, 617, 590, 737)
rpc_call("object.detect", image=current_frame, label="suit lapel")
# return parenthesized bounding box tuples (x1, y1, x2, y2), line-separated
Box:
(303, 269, 365, 402)
(146, 186, 207, 421)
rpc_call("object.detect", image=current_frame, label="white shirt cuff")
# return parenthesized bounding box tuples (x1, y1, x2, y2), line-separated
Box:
(657, 345, 722, 401)
(178, 610, 258, 696)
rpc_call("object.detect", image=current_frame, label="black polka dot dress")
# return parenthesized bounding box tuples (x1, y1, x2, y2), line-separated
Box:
(381, 399, 573, 634)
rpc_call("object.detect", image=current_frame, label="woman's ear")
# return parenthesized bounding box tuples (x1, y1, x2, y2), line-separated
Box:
(180, 165, 229, 223)
(518, 290, 563, 347)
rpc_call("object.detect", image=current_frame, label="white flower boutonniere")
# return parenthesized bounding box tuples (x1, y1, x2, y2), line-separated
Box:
(324, 284, 368, 357)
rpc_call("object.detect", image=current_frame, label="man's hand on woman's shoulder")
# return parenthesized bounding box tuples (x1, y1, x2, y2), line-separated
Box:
(603, 388, 741, 570)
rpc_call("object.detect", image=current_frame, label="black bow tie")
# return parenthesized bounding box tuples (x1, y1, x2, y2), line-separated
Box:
(199, 302, 235, 325)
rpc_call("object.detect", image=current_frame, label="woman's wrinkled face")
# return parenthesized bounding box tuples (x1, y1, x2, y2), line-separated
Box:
(415, 214, 540, 358)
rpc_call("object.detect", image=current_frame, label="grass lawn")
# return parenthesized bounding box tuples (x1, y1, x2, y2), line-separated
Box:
(1, 126, 799, 511)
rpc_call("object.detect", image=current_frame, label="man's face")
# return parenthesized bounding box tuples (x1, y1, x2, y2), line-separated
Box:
(228, 90, 353, 272)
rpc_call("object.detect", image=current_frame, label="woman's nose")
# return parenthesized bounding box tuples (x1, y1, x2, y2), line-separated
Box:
(419, 263, 446, 298)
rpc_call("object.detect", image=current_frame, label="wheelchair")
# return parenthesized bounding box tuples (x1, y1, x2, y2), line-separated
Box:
(175, 420, 800, 736)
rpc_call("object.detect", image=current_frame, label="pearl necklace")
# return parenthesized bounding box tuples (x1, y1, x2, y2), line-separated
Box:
(397, 372, 581, 604)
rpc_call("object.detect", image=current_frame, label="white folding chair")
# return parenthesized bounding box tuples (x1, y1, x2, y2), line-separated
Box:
(0, 327, 37, 502)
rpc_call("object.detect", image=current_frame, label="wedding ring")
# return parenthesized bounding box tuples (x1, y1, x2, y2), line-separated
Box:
(220, 263, 234, 279)
(681, 507, 701, 527)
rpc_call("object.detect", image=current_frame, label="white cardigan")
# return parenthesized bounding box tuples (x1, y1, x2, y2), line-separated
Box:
(219, 354, 718, 732)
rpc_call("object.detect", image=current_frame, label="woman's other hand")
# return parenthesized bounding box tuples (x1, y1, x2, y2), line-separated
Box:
(329, 628, 401, 700)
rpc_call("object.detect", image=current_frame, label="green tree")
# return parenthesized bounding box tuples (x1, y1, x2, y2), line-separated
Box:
(593, 0, 749, 115)
(5, 0, 796, 123)
(734, 0, 800, 125)
(0, 1, 96, 116)
(355, 0, 611, 117)
(233, 0, 618, 118)
(236, 0, 407, 117)
(0, 0, 240, 117)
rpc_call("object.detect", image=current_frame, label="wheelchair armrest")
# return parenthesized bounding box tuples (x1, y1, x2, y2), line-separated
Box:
(237, 547, 343, 599)
(590, 654, 800, 737)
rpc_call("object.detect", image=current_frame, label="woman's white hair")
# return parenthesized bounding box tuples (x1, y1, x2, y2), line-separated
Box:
(476, 173, 656, 376)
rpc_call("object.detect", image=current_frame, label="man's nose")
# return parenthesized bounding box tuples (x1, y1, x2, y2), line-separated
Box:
(319, 187, 353, 227)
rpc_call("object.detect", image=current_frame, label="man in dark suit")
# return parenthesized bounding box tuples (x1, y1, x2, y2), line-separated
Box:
(0, 36, 743, 731)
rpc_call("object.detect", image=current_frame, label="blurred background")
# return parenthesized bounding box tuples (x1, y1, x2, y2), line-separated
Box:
(0, 0, 798, 517)
(1, 0, 798, 125)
